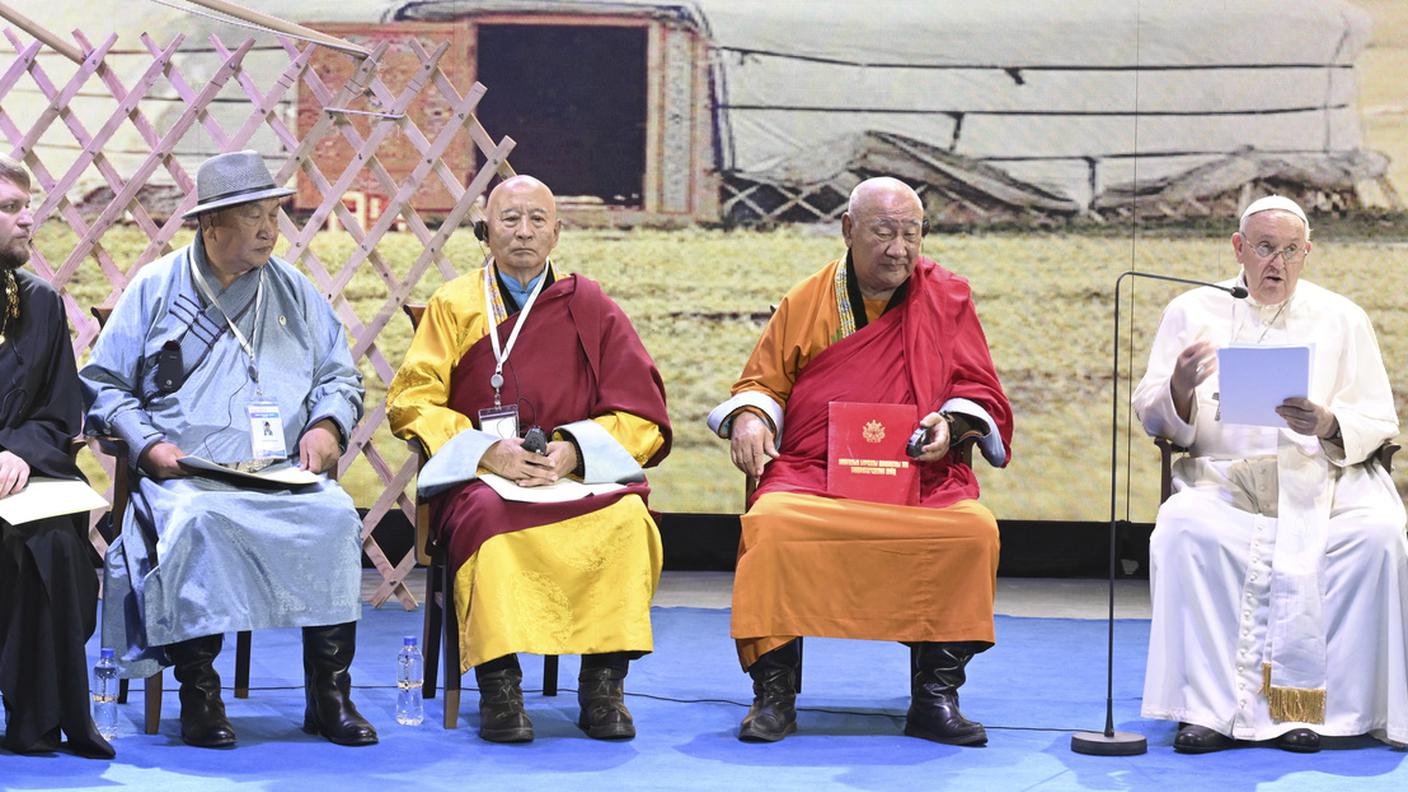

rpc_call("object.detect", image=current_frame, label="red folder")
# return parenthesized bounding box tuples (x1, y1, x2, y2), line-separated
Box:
(826, 402, 919, 506)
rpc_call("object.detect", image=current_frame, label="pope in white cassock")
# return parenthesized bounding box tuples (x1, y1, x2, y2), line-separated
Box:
(1133, 195, 1407, 754)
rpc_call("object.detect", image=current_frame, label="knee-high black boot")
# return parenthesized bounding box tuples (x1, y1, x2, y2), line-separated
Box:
(578, 653, 634, 740)
(301, 623, 378, 746)
(168, 634, 236, 748)
(905, 642, 987, 746)
(474, 654, 533, 743)
(738, 639, 799, 743)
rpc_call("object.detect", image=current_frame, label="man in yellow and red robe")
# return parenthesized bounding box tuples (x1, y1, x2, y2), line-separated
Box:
(708, 177, 1012, 745)
(388, 176, 670, 743)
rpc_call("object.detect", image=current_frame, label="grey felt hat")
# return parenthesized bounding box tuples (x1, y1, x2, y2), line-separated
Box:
(182, 150, 295, 219)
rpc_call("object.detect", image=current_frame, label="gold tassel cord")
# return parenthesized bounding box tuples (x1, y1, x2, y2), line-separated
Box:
(1261, 663, 1327, 724)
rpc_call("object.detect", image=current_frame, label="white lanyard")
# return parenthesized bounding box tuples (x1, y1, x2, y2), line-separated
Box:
(191, 251, 265, 386)
(483, 258, 549, 405)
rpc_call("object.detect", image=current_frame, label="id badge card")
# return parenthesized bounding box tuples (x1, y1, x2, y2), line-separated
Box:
(477, 404, 520, 441)
(247, 398, 286, 459)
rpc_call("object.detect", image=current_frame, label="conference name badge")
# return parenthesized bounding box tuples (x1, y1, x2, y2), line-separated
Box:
(478, 404, 520, 441)
(247, 399, 286, 460)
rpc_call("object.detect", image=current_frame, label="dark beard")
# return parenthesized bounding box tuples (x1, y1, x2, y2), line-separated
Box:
(0, 245, 27, 270)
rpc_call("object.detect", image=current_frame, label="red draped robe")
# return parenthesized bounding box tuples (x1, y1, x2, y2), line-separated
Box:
(730, 258, 1012, 668)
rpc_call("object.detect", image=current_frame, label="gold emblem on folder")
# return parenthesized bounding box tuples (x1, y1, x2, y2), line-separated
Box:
(862, 419, 886, 444)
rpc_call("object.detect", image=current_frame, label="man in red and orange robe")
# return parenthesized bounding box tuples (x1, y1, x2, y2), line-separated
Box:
(708, 177, 1012, 744)
(388, 176, 670, 743)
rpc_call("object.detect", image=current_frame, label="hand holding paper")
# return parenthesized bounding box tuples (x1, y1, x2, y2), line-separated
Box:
(1274, 397, 1338, 438)
(1215, 345, 1312, 428)
(177, 456, 322, 487)
(0, 477, 109, 525)
(0, 450, 30, 498)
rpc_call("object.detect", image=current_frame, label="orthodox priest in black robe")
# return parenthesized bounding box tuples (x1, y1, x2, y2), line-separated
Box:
(0, 156, 112, 758)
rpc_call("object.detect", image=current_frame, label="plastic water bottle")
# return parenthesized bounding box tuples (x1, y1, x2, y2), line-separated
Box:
(396, 636, 424, 726)
(92, 648, 119, 739)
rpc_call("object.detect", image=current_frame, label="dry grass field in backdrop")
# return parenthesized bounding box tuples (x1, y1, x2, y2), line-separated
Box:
(39, 222, 1408, 523)
(32, 0, 1408, 524)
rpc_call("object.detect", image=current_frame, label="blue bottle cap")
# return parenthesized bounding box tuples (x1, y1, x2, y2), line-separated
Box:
(100, 647, 115, 659)
(403, 636, 417, 647)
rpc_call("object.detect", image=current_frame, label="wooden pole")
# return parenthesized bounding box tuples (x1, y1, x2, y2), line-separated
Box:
(0, 3, 84, 63)
(184, 0, 369, 57)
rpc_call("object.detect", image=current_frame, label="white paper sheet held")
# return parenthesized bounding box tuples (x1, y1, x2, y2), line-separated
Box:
(177, 456, 323, 487)
(478, 472, 625, 504)
(1216, 344, 1312, 427)
(0, 477, 110, 525)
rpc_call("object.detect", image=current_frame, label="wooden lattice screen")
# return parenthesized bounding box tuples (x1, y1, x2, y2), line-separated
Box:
(0, 20, 517, 610)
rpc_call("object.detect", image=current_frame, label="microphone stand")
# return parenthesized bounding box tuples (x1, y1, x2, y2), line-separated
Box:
(1071, 270, 1246, 756)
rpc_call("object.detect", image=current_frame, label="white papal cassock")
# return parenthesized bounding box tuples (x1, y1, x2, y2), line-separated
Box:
(1134, 276, 1407, 745)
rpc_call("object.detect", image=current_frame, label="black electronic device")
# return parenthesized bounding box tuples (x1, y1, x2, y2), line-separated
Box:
(522, 425, 549, 456)
(155, 340, 183, 393)
(904, 425, 930, 459)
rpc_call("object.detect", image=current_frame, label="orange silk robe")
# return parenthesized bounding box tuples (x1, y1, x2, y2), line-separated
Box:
(719, 258, 1008, 669)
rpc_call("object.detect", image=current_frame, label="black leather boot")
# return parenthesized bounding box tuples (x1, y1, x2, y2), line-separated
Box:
(301, 623, 378, 746)
(738, 639, 799, 743)
(905, 642, 987, 746)
(168, 634, 236, 748)
(475, 655, 533, 743)
(578, 653, 634, 740)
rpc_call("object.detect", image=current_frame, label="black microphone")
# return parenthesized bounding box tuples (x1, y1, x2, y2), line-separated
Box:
(1119, 270, 1249, 299)
(1073, 267, 1245, 757)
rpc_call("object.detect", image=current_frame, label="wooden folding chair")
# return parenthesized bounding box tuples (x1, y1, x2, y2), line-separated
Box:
(90, 306, 253, 736)
(401, 303, 559, 730)
(1154, 435, 1400, 505)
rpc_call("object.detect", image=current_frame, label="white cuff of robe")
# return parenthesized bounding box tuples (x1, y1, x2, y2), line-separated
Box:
(1326, 410, 1391, 468)
(553, 420, 645, 484)
(415, 427, 500, 498)
(940, 397, 1006, 467)
(1140, 378, 1197, 450)
(707, 392, 784, 445)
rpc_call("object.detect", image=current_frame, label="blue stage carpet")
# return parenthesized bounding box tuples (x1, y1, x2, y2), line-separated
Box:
(2, 604, 1405, 791)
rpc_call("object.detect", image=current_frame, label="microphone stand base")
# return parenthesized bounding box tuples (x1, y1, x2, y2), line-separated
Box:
(1071, 730, 1148, 756)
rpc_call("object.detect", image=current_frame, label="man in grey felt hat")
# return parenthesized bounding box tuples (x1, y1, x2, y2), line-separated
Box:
(80, 150, 377, 748)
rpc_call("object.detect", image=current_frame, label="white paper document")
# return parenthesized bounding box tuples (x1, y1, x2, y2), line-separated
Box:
(177, 456, 323, 488)
(0, 477, 109, 525)
(1216, 344, 1312, 427)
(478, 472, 626, 504)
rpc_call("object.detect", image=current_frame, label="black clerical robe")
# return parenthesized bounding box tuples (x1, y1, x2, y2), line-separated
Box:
(0, 269, 105, 755)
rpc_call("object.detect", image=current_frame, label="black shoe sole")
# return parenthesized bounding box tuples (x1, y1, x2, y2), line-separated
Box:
(903, 723, 988, 746)
(1174, 744, 1231, 754)
(479, 726, 535, 743)
(1275, 741, 1321, 754)
(579, 721, 636, 740)
(738, 721, 797, 743)
(1173, 739, 1234, 754)
(181, 734, 237, 749)
(301, 717, 379, 746)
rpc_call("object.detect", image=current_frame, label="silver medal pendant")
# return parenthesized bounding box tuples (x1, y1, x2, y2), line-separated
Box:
(490, 372, 504, 389)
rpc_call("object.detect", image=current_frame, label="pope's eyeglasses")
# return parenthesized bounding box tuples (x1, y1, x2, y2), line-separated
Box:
(1246, 241, 1306, 264)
